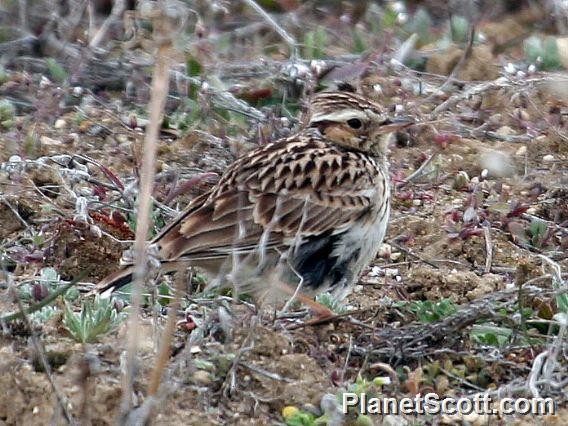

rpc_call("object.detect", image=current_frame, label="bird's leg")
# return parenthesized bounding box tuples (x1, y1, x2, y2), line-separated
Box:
(271, 280, 335, 323)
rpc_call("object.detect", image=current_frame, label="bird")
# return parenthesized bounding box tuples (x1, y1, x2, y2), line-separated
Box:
(95, 91, 413, 318)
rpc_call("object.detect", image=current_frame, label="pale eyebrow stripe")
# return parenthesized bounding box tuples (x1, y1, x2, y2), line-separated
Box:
(310, 109, 368, 122)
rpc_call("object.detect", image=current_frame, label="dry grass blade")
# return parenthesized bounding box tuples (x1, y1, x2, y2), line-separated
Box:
(119, 1, 185, 420)
(241, 0, 297, 55)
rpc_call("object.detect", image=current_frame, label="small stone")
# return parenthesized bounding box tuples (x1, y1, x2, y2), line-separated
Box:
(40, 135, 61, 146)
(377, 243, 392, 258)
(412, 199, 422, 206)
(510, 92, 526, 108)
(116, 134, 129, 143)
(369, 266, 382, 277)
(435, 375, 450, 393)
(192, 370, 212, 386)
(543, 154, 555, 162)
(488, 113, 502, 125)
(39, 76, 51, 88)
(514, 108, 530, 121)
(384, 268, 399, 278)
(390, 252, 402, 261)
(515, 145, 527, 156)
(495, 126, 515, 137)
(300, 403, 321, 416)
(54, 119, 66, 129)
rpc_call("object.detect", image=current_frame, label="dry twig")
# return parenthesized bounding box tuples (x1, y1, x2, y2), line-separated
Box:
(241, 0, 297, 55)
(120, 1, 185, 420)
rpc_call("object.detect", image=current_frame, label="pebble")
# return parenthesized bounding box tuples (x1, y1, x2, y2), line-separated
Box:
(192, 370, 212, 386)
(515, 145, 527, 156)
(378, 243, 392, 258)
(384, 268, 399, 278)
(116, 134, 129, 144)
(40, 135, 61, 146)
(39, 76, 51, 88)
(369, 266, 382, 277)
(513, 108, 530, 121)
(54, 119, 66, 129)
(76, 186, 92, 196)
(543, 154, 555, 162)
(488, 113, 502, 125)
(496, 126, 515, 136)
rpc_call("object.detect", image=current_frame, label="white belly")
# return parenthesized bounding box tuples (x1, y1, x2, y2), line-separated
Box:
(330, 201, 390, 299)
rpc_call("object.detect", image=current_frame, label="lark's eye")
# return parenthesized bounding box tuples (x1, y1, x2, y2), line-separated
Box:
(347, 118, 362, 129)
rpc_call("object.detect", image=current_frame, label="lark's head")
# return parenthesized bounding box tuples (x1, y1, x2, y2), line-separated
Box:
(306, 92, 412, 158)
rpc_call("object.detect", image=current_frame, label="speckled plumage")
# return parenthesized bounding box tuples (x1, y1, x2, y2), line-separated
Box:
(96, 92, 411, 305)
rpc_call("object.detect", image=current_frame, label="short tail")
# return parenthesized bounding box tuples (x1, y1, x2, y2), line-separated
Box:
(93, 260, 194, 296)
(93, 265, 135, 296)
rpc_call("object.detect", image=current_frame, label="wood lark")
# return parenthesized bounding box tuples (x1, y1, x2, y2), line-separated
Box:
(95, 92, 413, 317)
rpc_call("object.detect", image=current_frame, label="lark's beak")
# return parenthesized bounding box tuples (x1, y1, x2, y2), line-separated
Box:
(375, 116, 414, 135)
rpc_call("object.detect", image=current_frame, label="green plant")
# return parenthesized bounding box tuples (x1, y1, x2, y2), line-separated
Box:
(0, 65, 9, 84)
(18, 267, 62, 301)
(303, 26, 327, 59)
(508, 218, 552, 249)
(283, 408, 321, 426)
(528, 218, 550, 248)
(409, 299, 458, 323)
(351, 29, 366, 53)
(315, 292, 348, 314)
(283, 374, 391, 426)
(552, 274, 568, 315)
(2, 274, 83, 324)
(185, 55, 202, 100)
(523, 36, 563, 71)
(470, 323, 513, 347)
(450, 15, 469, 43)
(45, 58, 69, 83)
(406, 7, 433, 45)
(23, 131, 39, 156)
(29, 306, 58, 324)
(0, 99, 15, 129)
(380, 8, 398, 30)
(74, 110, 87, 125)
(63, 296, 126, 343)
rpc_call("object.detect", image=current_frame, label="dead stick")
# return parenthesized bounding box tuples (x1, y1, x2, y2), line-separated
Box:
(120, 9, 174, 418)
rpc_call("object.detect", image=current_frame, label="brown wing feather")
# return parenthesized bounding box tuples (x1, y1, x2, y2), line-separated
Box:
(156, 134, 384, 262)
